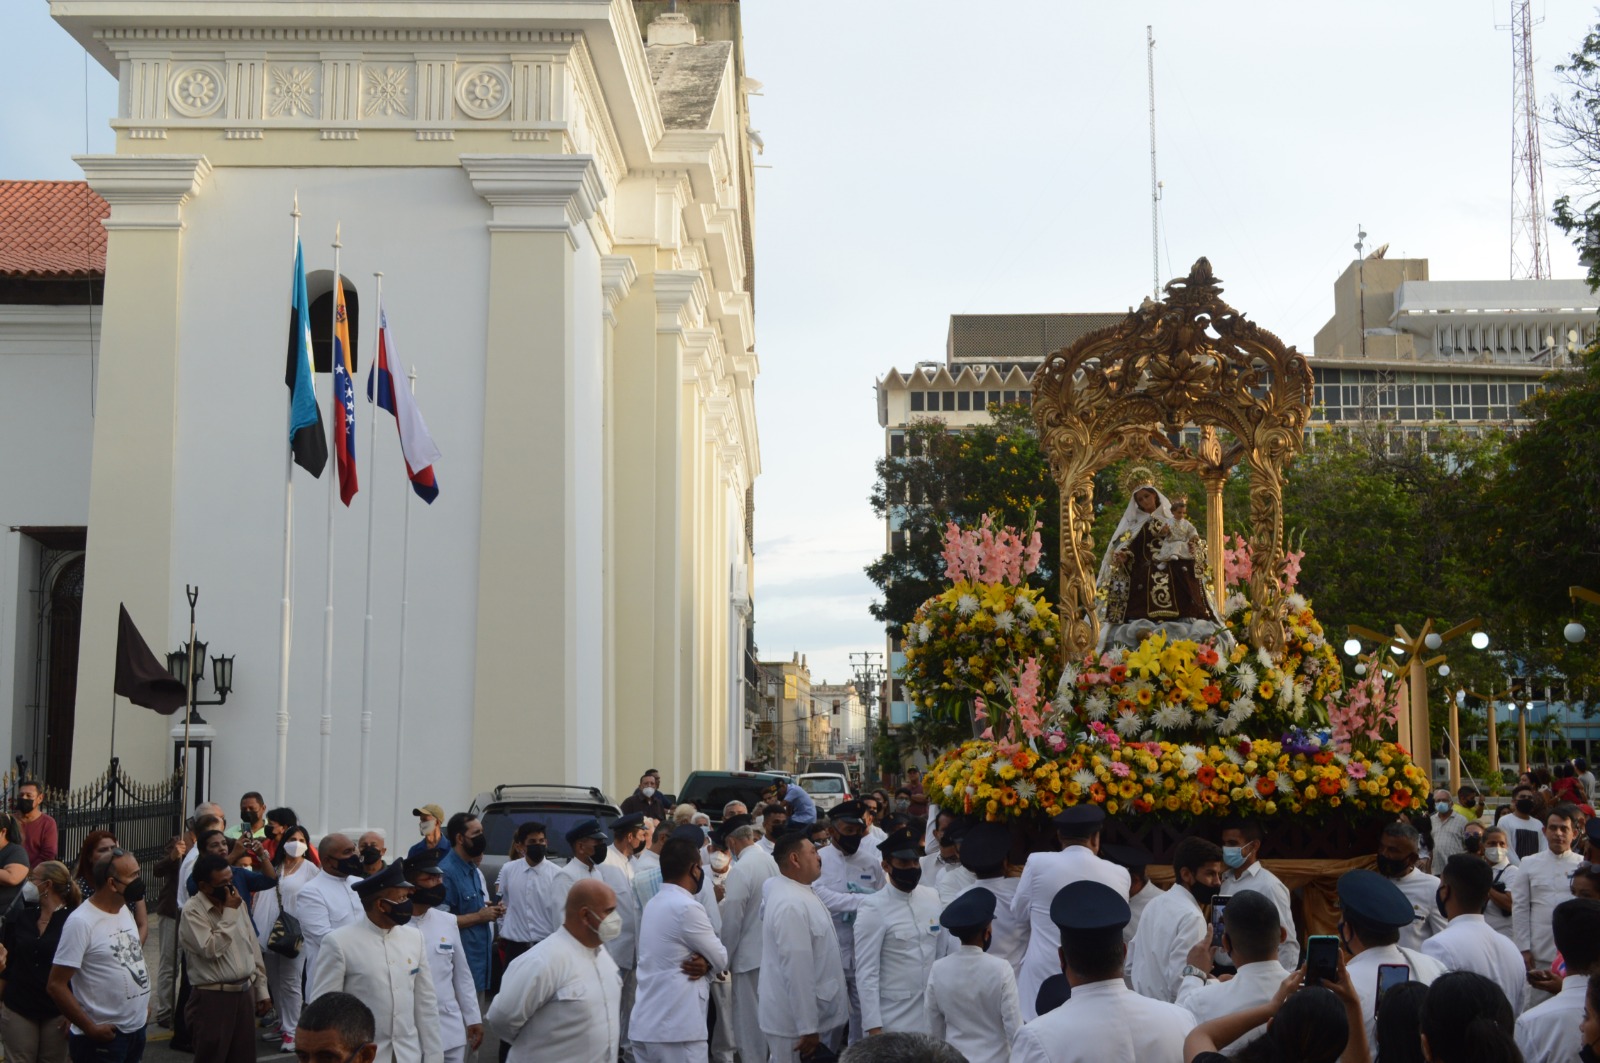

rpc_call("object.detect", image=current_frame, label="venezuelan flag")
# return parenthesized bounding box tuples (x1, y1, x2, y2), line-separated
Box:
(331, 276, 359, 505)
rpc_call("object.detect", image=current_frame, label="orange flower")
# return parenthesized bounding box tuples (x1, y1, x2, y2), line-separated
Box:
(1089, 782, 1107, 803)
(1197, 764, 1217, 787)
(1317, 777, 1340, 796)
(1132, 798, 1153, 814)
(1202, 684, 1222, 705)
(1255, 776, 1277, 797)
(1000, 789, 1019, 807)
(1012, 751, 1032, 770)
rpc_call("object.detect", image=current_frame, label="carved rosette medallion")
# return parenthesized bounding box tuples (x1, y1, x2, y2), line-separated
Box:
(1030, 258, 1314, 662)
(454, 64, 512, 119)
(267, 65, 318, 119)
(363, 65, 411, 118)
(168, 64, 225, 118)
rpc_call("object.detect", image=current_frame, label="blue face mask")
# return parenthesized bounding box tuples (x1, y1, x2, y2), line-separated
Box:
(1222, 846, 1246, 869)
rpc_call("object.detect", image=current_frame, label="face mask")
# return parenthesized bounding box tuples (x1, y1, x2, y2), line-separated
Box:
(888, 865, 922, 891)
(335, 855, 365, 877)
(834, 833, 863, 856)
(383, 898, 414, 925)
(632, 840, 647, 856)
(893, 799, 910, 812)
(419, 820, 435, 836)
(1435, 802, 1452, 816)
(21, 881, 39, 904)
(412, 883, 446, 908)
(283, 839, 308, 859)
(1464, 834, 1483, 854)
(767, 821, 787, 839)
(1515, 797, 1536, 815)
(211, 884, 233, 903)
(120, 877, 147, 906)
(361, 846, 383, 866)
(1187, 880, 1221, 907)
(590, 909, 622, 944)
(1375, 855, 1410, 879)
(525, 844, 547, 865)
(1222, 846, 1246, 869)
(711, 852, 731, 872)
(1435, 888, 1450, 920)
(641, 787, 657, 798)
(14, 798, 34, 814)
(1484, 845, 1506, 863)
(465, 835, 487, 857)
(241, 809, 259, 824)
(1580, 1044, 1598, 1063)
(689, 868, 706, 895)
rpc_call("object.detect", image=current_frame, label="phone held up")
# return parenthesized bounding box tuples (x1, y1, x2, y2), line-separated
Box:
(1304, 935, 1340, 987)
(1374, 963, 1410, 1015)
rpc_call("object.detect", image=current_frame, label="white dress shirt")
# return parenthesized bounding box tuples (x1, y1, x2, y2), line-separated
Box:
(757, 876, 848, 1039)
(1128, 881, 1207, 1003)
(296, 870, 364, 985)
(1012, 846, 1130, 1019)
(496, 856, 563, 944)
(1175, 959, 1291, 1049)
(719, 846, 778, 974)
(309, 918, 443, 1063)
(176, 846, 200, 908)
(956, 877, 1027, 975)
(1484, 857, 1522, 940)
(854, 883, 941, 1034)
(811, 838, 884, 972)
(1515, 973, 1590, 1063)
(1124, 883, 1161, 945)
(555, 859, 639, 970)
(1219, 862, 1299, 970)
(1009, 977, 1195, 1063)
(1419, 913, 1528, 1014)
(1390, 868, 1447, 950)
(603, 843, 637, 882)
(631, 882, 729, 1047)
(1512, 849, 1582, 965)
(414, 906, 482, 1053)
(485, 926, 621, 1063)
(925, 944, 1023, 1063)
(1346, 944, 1445, 1047)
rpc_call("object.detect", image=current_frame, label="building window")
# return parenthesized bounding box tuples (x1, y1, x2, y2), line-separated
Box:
(910, 391, 924, 412)
(890, 530, 906, 553)
(889, 431, 905, 457)
(832, 700, 840, 715)
(989, 390, 1002, 406)
(1003, 390, 1016, 404)
(957, 391, 971, 411)
(942, 391, 956, 411)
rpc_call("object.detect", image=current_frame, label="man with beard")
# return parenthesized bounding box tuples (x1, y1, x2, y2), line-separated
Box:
(441, 813, 504, 998)
(1128, 836, 1225, 1003)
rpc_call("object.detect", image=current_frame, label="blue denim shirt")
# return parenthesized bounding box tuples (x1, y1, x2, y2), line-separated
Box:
(439, 848, 490, 990)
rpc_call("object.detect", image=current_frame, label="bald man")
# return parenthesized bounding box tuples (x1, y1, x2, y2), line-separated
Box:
(488, 879, 623, 1063)
(296, 834, 366, 985)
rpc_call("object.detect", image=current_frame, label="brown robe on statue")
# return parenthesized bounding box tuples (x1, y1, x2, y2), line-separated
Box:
(1121, 518, 1213, 625)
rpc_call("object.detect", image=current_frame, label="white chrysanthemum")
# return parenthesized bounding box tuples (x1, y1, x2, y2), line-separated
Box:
(957, 595, 979, 617)
(1017, 597, 1037, 619)
(1138, 729, 1156, 743)
(1060, 664, 1080, 691)
(995, 610, 1016, 632)
(1085, 692, 1111, 721)
(1224, 592, 1249, 616)
(1228, 695, 1255, 719)
(1286, 593, 1308, 611)
(1015, 779, 1037, 801)
(1106, 646, 1127, 664)
(1145, 770, 1165, 789)
(1256, 646, 1276, 670)
(1343, 777, 1359, 797)
(1196, 709, 1220, 731)
(1277, 682, 1294, 708)
(1153, 704, 1186, 730)
(1126, 677, 1155, 700)
(1174, 706, 1195, 728)
(917, 623, 931, 643)
(1234, 664, 1259, 691)
(1114, 711, 1143, 737)
(1181, 751, 1202, 773)
(1073, 769, 1097, 791)
(1223, 747, 1246, 766)
(1218, 714, 1242, 736)
(1276, 772, 1296, 795)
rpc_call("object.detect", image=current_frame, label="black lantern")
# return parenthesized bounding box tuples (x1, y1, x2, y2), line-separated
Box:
(167, 635, 233, 724)
(211, 655, 234, 698)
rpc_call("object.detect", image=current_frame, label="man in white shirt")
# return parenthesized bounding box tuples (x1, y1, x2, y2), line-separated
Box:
(1375, 820, 1446, 950)
(947, 823, 1027, 974)
(715, 816, 775, 1063)
(309, 861, 442, 1063)
(855, 828, 941, 1035)
(176, 807, 224, 908)
(1482, 824, 1523, 940)
(758, 830, 848, 1062)
(755, 804, 787, 855)
(1498, 785, 1550, 864)
(485, 878, 623, 1063)
(553, 819, 639, 1060)
(494, 821, 562, 983)
(919, 811, 965, 899)
(1129, 836, 1225, 1003)
(604, 813, 648, 882)
(47, 849, 152, 1063)
(1012, 806, 1130, 1020)
(1516, 898, 1599, 1063)
(1426, 788, 1470, 871)
(1338, 869, 1446, 1047)
(1099, 844, 1158, 948)
(924, 887, 1021, 1063)
(811, 800, 883, 1041)
(1420, 854, 1528, 1014)
(1010, 880, 1196, 1063)
(1513, 802, 1584, 1006)
(298, 833, 367, 987)
(405, 855, 483, 1063)
(1172, 889, 1290, 1048)
(630, 838, 728, 1063)
(1218, 820, 1299, 970)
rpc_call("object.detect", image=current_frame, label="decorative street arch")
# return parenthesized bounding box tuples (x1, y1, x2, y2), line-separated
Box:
(1031, 258, 1314, 662)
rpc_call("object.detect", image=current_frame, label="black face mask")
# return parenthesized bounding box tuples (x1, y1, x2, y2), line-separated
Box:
(1375, 855, 1410, 879)
(1515, 797, 1536, 815)
(834, 833, 863, 856)
(412, 883, 446, 908)
(767, 821, 787, 840)
(361, 846, 383, 866)
(525, 844, 547, 865)
(690, 868, 705, 895)
(335, 855, 365, 877)
(1435, 887, 1450, 920)
(1187, 879, 1220, 907)
(888, 865, 922, 892)
(14, 798, 34, 814)
(211, 884, 233, 903)
(120, 877, 147, 906)
(1464, 833, 1483, 854)
(383, 898, 415, 925)
(633, 840, 647, 856)
(1580, 1043, 1599, 1063)
(241, 809, 259, 825)
(465, 835, 487, 857)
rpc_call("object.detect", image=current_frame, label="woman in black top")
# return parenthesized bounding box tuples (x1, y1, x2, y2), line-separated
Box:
(0, 860, 80, 1063)
(0, 814, 31, 916)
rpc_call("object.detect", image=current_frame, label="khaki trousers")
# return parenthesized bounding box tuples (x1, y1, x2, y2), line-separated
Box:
(1, 1003, 70, 1063)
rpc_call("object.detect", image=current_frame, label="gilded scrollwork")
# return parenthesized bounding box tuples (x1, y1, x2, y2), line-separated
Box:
(1031, 258, 1313, 662)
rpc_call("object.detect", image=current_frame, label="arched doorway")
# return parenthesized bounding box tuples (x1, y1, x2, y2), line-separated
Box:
(43, 554, 84, 789)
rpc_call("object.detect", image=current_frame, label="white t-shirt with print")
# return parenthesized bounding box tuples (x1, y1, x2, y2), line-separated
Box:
(54, 902, 150, 1033)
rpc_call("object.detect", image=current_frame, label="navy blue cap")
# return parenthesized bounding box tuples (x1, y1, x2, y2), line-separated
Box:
(721, 813, 755, 834)
(959, 822, 1010, 872)
(1100, 843, 1151, 873)
(940, 886, 997, 933)
(828, 800, 866, 824)
(1035, 974, 1072, 1016)
(1052, 805, 1106, 836)
(352, 858, 414, 896)
(565, 818, 611, 848)
(669, 824, 707, 845)
(612, 812, 647, 832)
(879, 827, 922, 861)
(1049, 880, 1130, 931)
(1337, 869, 1417, 929)
(402, 853, 442, 879)
(1586, 817, 1600, 846)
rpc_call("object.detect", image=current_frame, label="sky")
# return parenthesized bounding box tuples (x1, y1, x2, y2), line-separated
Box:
(3, 1, 1596, 692)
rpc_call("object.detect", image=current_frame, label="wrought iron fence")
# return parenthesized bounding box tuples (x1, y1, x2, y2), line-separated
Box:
(1, 757, 183, 886)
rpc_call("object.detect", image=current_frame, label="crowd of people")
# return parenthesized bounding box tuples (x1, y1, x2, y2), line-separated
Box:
(0, 763, 1593, 1063)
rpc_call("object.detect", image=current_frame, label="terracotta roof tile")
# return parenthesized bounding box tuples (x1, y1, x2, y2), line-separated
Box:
(0, 181, 108, 279)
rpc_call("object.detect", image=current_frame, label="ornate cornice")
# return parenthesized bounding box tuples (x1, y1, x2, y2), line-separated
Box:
(74, 154, 212, 230)
(460, 154, 605, 246)
(599, 254, 638, 326)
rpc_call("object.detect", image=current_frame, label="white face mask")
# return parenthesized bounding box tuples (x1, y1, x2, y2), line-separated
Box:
(1484, 845, 1507, 864)
(641, 786, 657, 798)
(21, 881, 40, 904)
(283, 840, 308, 859)
(419, 820, 434, 837)
(591, 910, 623, 944)
(711, 852, 731, 872)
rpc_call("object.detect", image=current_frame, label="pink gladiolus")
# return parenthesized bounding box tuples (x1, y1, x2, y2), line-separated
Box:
(980, 727, 994, 740)
(1282, 549, 1305, 590)
(973, 697, 988, 720)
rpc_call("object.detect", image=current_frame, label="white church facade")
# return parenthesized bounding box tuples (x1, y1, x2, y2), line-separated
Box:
(0, 0, 760, 831)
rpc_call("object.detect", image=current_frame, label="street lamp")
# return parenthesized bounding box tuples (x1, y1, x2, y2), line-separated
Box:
(168, 639, 234, 725)
(1343, 638, 1362, 657)
(1567, 586, 1599, 642)
(1347, 617, 1483, 761)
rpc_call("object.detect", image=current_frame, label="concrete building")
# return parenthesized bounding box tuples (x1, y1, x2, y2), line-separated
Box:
(0, 0, 761, 833)
(811, 681, 864, 756)
(753, 653, 828, 774)
(1309, 255, 1594, 443)
(874, 313, 1121, 726)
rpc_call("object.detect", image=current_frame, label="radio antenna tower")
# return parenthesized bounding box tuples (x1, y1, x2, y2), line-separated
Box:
(1147, 25, 1161, 299)
(1507, 0, 1552, 279)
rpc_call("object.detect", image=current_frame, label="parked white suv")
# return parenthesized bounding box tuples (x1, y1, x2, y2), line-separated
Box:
(797, 772, 851, 813)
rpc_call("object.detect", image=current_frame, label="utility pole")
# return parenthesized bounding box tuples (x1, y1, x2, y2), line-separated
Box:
(850, 650, 886, 789)
(1355, 225, 1368, 358)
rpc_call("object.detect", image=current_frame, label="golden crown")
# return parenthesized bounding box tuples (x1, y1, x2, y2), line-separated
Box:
(1119, 465, 1159, 494)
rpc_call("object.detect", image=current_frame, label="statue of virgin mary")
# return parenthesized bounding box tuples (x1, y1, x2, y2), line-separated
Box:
(1096, 468, 1233, 652)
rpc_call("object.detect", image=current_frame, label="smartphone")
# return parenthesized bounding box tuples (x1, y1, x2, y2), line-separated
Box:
(1209, 895, 1229, 947)
(1375, 963, 1410, 1016)
(1304, 935, 1340, 987)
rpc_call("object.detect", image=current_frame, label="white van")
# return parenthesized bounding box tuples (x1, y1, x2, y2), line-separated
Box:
(797, 772, 851, 813)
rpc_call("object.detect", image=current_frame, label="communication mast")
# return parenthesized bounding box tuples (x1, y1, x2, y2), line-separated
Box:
(1148, 25, 1161, 299)
(1507, 0, 1552, 279)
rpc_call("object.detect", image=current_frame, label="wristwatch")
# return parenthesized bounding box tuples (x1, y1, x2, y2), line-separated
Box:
(1181, 964, 1212, 983)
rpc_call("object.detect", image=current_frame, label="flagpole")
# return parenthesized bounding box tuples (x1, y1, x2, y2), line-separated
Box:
(184, 585, 197, 810)
(357, 272, 382, 832)
(392, 365, 416, 833)
(317, 223, 341, 837)
(276, 193, 300, 807)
